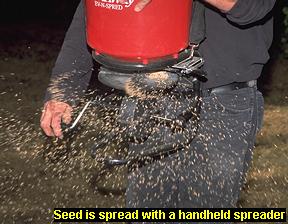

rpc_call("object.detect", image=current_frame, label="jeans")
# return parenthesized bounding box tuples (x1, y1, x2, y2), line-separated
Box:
(126, 85, 264, 209)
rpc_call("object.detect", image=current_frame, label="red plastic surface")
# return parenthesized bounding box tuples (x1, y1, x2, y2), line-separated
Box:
(85, 0, 192, 63)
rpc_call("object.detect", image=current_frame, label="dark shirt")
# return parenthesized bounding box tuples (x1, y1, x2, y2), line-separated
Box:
(201, 0, 275, 88)
(45, 0, 275, 104)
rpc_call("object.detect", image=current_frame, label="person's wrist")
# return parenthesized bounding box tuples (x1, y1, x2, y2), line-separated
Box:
(202, 0, 237, 12)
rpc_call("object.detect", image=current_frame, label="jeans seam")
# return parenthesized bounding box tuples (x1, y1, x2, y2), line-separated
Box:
(233, 86, 258, 204)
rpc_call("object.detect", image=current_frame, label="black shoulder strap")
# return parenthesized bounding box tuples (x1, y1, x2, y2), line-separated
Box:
(189, 0, 206, 45)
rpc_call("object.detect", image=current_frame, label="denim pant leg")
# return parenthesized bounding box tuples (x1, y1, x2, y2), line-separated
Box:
(126, 86, 263, 211)
(177, 87, 263, 208)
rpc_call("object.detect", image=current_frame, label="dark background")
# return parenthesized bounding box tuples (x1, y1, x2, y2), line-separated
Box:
(0, 0, 79, 24)
(0, 0, 287, 51)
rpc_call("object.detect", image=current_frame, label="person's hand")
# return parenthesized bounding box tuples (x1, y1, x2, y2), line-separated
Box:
(119, 0, 152, 12)
(134, 0, 152, 12)
(40, 100, 72, 138)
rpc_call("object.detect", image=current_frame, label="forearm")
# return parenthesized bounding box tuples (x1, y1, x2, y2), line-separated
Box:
(203, 0, 237, 12)
(204, 0, 276, 25)
(45, 0, 93, 105)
